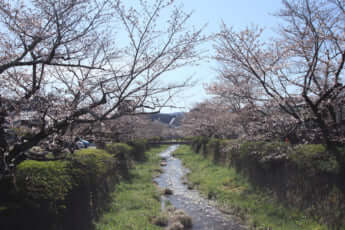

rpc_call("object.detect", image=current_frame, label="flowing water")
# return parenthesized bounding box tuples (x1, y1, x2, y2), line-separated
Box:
(154, 145, 246, 230)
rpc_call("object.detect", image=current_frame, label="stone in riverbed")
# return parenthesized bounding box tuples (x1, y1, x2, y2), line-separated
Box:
(167, 221, 184, 230)
(171, 210, 192, 228)
(152, 214, 169, 227)
(163, 188, 174, 195)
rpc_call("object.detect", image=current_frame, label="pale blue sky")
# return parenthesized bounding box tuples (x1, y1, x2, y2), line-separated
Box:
(163, 0, 284, 113)
(3, 0, 284, 113)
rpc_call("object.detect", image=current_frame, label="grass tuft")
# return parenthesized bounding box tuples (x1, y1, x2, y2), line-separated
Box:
(95, 145, 169, 230)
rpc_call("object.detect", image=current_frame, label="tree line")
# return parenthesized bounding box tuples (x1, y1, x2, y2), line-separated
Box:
(183, 0, 345, 155)
(1, 0, 344, 178)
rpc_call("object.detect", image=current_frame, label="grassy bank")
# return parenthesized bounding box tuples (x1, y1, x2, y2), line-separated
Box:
(95, 145, 168, 230)
(174, 145, 327, 230)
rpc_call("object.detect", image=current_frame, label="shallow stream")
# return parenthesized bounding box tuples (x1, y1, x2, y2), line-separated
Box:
(154, 145, 245, 230)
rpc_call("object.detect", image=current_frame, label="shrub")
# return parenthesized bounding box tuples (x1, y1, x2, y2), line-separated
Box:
(15, 160, 73, 230)
(105, 143, 133, 156)
(16, 160, 72, 210)
(187, 140, 345, 229)
(128, 139, 148, 162)
(70, 148, 117, 186)
(11, 148, 119, 230)
(149, 136, 161, 143)
(206, 138, 221, 163)
(68, 148, 118, 227)
(191, 136, 209, 154)
(16, 149, 117, 213)
(290, 144, 340, 174)
(235, 141, 290, 162)
(105, 143, 133, 178)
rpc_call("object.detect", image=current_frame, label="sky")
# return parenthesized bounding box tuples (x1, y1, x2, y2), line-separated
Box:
(2, 0, 284, 114)
(162, 0, 284, 113)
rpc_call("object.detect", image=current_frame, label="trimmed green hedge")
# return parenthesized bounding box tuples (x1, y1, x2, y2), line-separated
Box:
(105, 143, 133, 156)
(71, 148, 117, 183)
(105, 143, 133, 179)
(2, 140, 153, 230)
(128, 139, 148, 161)
(193, 137, 340, 174)
(16, 160, 73, 206)
(291, 144, 340, 174)
(2, 141, 152, 230)
(6, 148, 119, 230)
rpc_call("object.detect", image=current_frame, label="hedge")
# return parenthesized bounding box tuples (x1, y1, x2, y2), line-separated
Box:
(1, 142, 146, 230)
(128, 139, 148, 162)
(190, 137, 345, 229)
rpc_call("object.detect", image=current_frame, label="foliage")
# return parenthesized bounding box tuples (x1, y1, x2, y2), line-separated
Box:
(206, 138, 222, 163)
(237, 141, 290, 163)
(16, 160, 72, 204)
(70, 148, 117, 186)
(149, 136, 163, 143)
(3, 147, 119, 230)
(105, 143, 133, 157)
(195, 137, 341, 174)
(128, 139, 148, 162)
(190, 136, 209, 154)
(189, 137, 345, 228)
(175, 145, 327, 230)
(182, 100, 242, 138)
(104, 143, 133, 178)
(0, 0, 206, 177)
(291, 144, 340, 174)
(208, 0, 345, 146)
(94, 115, 170, 143)
(14, 148, 117, 209)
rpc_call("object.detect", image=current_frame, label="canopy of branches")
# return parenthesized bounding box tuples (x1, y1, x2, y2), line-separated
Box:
(0, 0, 205, 176)
(206, 0, 345, 147)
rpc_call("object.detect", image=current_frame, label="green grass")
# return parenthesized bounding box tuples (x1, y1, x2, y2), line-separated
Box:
(173, 145, 327, 230)
(95, 145, 168, 230)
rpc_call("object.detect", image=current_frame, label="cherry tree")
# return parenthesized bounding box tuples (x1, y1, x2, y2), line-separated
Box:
(0, 0, 205, 177)
(181, 100, 242, 138)
(212, 0, 345, 146)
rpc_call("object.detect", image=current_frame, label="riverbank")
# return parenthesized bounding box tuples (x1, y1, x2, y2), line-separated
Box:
(173, 145, 328, 230)
(95, 145, 168, 230)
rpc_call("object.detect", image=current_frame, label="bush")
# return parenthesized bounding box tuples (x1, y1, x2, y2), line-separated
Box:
(191, 138, 345, 228)
(206, 138, 221, 163)
(128, 139, 148, 162)
(149, 136, 161, 143)
(291, 144, 340, 174)
(67, 148, 118, 228)
(191, 136, 209, 154)
(70, 148, 117, 186)
(105, 143, 133, 156)
(13, 160, 73, 230)
(105, 143, 133, 178)
(235, 141, 290, 162)
(16, 160, 72, 211)
(7, 148, 118, 230)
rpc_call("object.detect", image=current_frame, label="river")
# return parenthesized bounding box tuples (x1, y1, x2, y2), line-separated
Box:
(154, 145, 246, 230)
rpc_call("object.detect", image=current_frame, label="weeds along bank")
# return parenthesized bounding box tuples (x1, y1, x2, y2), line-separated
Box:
(0, 139, 151, 230)
(190, 137, 345, 229)
(95, 145, 168, 230)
